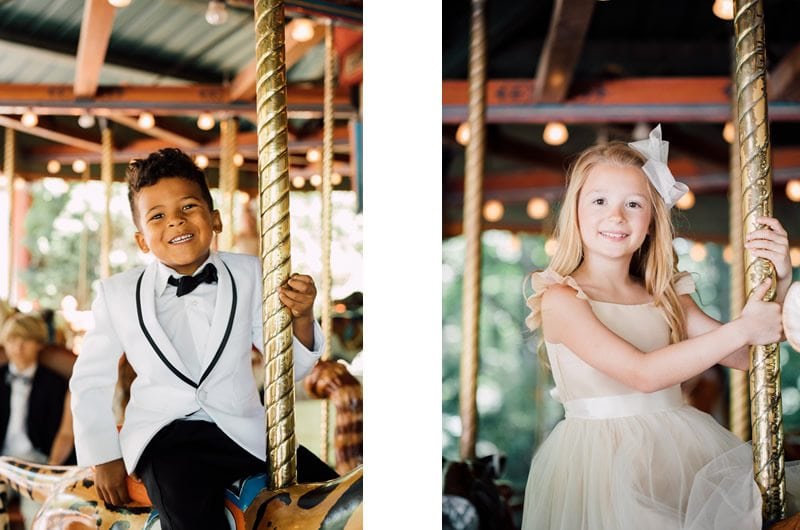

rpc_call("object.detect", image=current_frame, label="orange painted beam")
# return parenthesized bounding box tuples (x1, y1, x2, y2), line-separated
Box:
(74, 0, 116, 97)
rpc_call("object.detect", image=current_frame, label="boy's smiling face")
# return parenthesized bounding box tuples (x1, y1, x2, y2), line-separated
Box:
(133, 176, 222, 276)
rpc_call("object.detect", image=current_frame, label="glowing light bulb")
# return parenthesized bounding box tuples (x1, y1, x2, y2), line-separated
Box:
(46, 160, 61, 174)
(456, 122, 470, 146)
(205, 0, 228, 25)
(194, 155, 209, 169)
(482, 200, 504, 222)
(543, 122, 568, 146)
(306, 148, 321, 163)
(72, 159, 87, 173)
(292, 176, 306, 188)
(723, 245, 733, 264)
(676, 190, 696, 210)
(331, 172, 342, 185)
(713, 0, 734, 20)
(722, 121, 735, 144)
(526, 197, 549, 220)
(21, 110, 38, 127)
(197, 112, 215, 131)
(689, 242, 707, 262)
(291, 19, 315, 42)
(787, 179, 800, 202)
(108, 0, 131, 7)
(77, 112, 95, 129)
(544, 238, 559, 257)
(138, 112, 155, 129)
(233, 153, 244, 167)
(310, 173, 322, 187)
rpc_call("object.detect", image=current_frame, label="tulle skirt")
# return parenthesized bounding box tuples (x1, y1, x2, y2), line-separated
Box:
(522, 403, 799, 530)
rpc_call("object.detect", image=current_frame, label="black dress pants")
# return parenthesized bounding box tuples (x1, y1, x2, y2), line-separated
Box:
(136, 420, 338, 530)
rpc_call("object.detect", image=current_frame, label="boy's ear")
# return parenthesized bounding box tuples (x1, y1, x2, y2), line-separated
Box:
(134, 232, 150, 253)
(211, 210, 223, 233)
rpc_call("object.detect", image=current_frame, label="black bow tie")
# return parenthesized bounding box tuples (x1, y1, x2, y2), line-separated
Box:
(168, 263, 218, 297)
(6, 371, 31, 386)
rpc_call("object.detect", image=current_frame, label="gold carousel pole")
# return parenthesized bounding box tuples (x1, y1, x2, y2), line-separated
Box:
(253, 0, 297, 488)
(734, 0, 785, 520)
(100, 121, 113, 279)
(459, 0, 487, 461)
(319, 19, 335, 465)
(728, 47, 750, 441)
(4, 128, 15, 304)
(219, 117, 239, 251)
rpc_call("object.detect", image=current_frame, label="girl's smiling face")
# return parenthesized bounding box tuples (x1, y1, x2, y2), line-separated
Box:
(577, 163, 653, 263)
(133, 177, 221, 275)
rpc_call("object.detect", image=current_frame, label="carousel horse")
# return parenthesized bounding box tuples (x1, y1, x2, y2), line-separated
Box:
(303, 359, 363, 474)
(0, 358, 364, 529)
(0, 456, 362, 529)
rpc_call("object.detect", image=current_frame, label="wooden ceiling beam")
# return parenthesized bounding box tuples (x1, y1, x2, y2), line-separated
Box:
(74, 0, 116, 98)
(0, 84, 354, 116)
(22, 125, 351, 163)
(533, 0, 595, 103)
(229, 20, 325, 102)
(0, 115, 103, 153)
(107, 115, 200, 150)
(443, 77, 800, 123)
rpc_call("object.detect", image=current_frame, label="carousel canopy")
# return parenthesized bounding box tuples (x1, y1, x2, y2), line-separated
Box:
(0, 0, 362, 194)
(442, 0, 800, 243)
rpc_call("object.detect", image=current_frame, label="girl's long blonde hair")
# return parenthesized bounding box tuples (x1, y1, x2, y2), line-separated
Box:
(528, 141, 687, 366)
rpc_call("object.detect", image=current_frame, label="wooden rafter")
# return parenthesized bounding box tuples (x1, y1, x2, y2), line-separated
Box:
(0, 84, 354, 116)
(74, 0, 116, 98)
(533, 0, 595, 103)
(0, 115, 102, 153)
(107, 115, 200, 150)
(442, 77, 800, 123)
(229, 20, 325, 102)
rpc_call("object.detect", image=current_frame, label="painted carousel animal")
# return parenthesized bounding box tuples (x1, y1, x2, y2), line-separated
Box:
(0, 359, 363, 529)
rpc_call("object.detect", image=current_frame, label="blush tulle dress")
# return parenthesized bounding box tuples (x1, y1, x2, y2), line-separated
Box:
(521, 269, 800, 530)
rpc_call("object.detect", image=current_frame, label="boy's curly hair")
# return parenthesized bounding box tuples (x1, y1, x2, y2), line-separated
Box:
(126, 148, 214, 226)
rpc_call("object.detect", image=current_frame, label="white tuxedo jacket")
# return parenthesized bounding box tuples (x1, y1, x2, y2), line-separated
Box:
(70, 252, 322, 473)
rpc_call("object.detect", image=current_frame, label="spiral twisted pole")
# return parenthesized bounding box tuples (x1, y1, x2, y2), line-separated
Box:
(100, 124, 113, 279)
(219, 117, 239, 251)
(319, 19, 335, 464)
(459, 0, 487, 461)
(727, 54, 750, 441)
(253, 0, 296, 489)
(3, 128, 14, 303)
(734, 0, 784, 521)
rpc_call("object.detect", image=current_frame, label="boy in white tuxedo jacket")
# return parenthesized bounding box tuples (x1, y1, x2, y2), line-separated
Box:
(70, 148, 331, 530)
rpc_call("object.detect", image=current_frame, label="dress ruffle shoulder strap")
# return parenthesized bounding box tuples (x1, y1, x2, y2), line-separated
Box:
(673, 271, 696, 296)
(525, 269, 588, 331)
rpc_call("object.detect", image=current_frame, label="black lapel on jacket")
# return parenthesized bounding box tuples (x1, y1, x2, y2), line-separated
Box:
(135, 259, 238, 389)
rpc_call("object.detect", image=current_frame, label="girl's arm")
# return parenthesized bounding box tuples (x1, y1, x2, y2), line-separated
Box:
(541, 280, 781, 393)
(681, 295, 748, 371)
(48, 392, 75, 465)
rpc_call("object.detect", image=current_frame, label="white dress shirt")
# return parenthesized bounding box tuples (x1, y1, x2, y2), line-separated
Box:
(2, 363, 39, 457)
(155, 256, 221, 422)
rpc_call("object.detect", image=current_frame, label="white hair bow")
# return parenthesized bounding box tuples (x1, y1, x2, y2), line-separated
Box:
(627, 124, 689, 208)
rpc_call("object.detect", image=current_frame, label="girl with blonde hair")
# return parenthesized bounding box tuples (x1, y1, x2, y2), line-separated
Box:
(522, 125, 797, 529)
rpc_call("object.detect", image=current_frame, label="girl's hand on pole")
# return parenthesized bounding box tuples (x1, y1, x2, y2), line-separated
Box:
(739, 278, 782, 345)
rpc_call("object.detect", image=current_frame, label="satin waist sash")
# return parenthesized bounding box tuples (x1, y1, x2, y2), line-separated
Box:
(563, 386, 683, 420)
